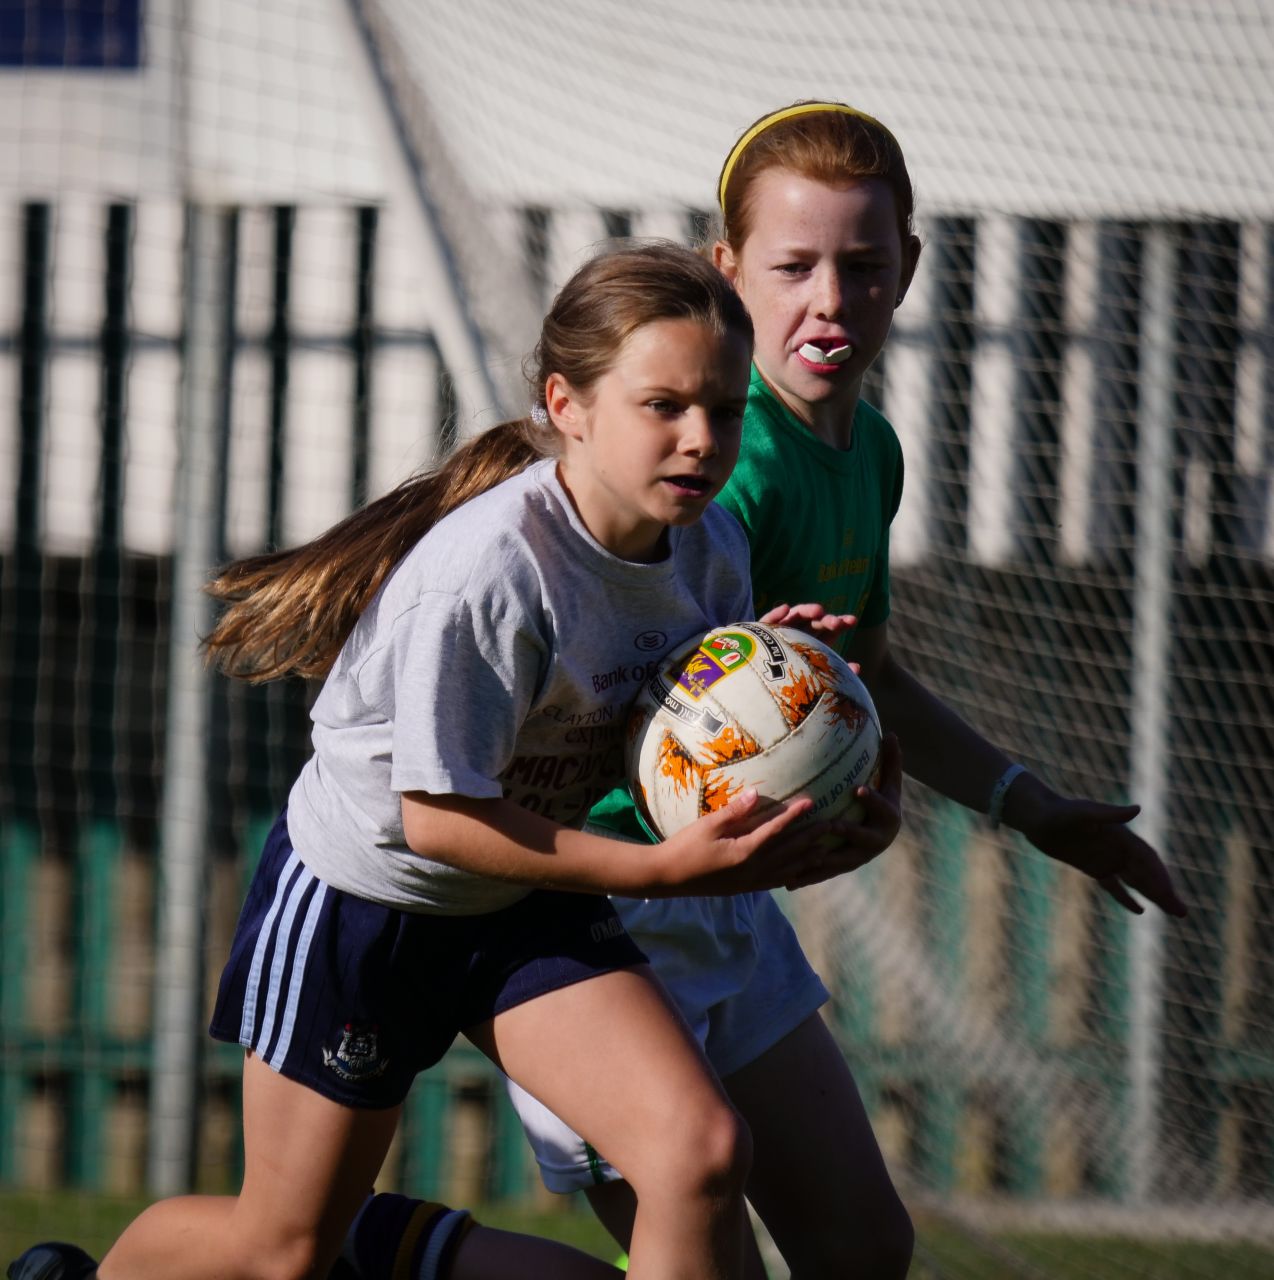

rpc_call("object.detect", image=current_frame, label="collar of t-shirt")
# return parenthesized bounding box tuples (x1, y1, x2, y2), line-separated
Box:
(533, 457, 690, 585)
(748, 365, 867, 474)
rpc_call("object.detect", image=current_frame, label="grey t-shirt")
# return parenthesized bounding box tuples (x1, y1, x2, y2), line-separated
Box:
(286, 459, 753, 914)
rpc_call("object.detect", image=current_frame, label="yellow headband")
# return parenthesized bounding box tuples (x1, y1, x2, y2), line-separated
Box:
(716, 101, 897, 211)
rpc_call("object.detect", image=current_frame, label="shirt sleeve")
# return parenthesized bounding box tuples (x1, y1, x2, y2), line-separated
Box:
(857, 435, 904, 629)
(357, 589, 548, 799)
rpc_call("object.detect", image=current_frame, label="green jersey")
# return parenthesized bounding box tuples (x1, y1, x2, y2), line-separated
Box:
(717, 367, 902, 645)
(588, 365, 904, 840)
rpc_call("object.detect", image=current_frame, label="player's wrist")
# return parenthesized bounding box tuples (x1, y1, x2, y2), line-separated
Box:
(607, 831, 680, 897)
(993, 766, 1051, 833)
(987, 763, 1030, 830)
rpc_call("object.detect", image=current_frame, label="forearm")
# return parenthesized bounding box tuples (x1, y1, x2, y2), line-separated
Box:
(866, 653, 1030, 819)
(860, 649, 1187, 918)
(402, 791, 670, 897)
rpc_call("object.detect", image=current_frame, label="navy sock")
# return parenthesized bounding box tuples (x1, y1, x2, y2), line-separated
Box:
(343, 1194, 474, 1280)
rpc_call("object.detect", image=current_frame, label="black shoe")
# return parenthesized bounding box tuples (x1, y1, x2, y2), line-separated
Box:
(6, 1243, 98, 1280)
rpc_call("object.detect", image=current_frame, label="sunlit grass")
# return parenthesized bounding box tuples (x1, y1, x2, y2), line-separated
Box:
(3, 1193, 1272, 1279)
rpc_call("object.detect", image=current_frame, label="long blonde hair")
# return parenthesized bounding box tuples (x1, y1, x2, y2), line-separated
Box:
(204, 241, 752, 682)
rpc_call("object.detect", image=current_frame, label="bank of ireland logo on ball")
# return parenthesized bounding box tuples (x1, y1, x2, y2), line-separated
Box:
(626, 622, 882, 839)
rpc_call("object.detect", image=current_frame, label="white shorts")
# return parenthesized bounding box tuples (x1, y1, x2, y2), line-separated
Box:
(507, 887, 829, 1192)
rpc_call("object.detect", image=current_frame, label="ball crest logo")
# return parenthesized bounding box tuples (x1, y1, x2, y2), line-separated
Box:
(673, 631, 755, 700)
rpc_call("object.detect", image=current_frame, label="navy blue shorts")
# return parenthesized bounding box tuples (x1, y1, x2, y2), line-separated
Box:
(209, 810, 646, 1109)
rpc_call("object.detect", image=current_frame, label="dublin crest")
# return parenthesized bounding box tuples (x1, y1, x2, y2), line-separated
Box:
(322, 1022, 389, 1082)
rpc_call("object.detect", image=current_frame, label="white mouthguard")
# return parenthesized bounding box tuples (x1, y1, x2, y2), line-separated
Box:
(798, 341, 853, 365)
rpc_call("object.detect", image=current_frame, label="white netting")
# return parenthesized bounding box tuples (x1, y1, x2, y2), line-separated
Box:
(1, 1, 1272, 1274)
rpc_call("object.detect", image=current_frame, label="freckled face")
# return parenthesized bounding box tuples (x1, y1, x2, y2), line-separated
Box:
(551, 317, 752, 563)
(717, 170, 917, 426)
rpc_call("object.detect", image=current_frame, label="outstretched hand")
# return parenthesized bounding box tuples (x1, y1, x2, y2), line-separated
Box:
(1009, 785, 1188, 918)
(759, 602, 857, 641)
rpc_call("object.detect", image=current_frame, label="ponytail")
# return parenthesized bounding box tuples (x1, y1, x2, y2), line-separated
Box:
(204, 419, 546, 682)
(205, 239, 751, 684)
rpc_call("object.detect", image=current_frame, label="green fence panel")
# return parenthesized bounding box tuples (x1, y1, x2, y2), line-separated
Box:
(1090, 894, 1131, 1197)
(915, 798, 972, 1194)
(832, 863, 881, 1116)
(400, 1071, 452, 1200)
(489, 1074, 530, 1201)
(0, 819, 40, 1184)
(1192, 824, 1228, 1196)
(67, 821, 124, 1188)
(1004, 841, 1056, 1195)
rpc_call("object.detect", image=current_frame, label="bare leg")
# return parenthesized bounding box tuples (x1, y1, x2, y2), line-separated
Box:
(99, 1053, 400, 1280)
(723, 1014, 913, 1279)
(585, 1180, 770, 1280)
(467, 966, 752, 1280)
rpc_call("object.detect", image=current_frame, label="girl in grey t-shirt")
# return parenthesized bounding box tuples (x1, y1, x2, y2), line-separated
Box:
(17, 246, 874, 1280)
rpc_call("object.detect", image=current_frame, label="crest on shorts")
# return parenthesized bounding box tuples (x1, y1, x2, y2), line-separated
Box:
(322, 1021, 388, 1082)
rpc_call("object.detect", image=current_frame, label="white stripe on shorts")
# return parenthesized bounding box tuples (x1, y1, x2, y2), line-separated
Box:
(255, 861, 317, 1059)
(240, 848, 301, 1044)
(268, 879, 328, 1071)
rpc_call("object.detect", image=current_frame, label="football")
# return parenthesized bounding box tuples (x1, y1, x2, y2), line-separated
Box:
(627, 621, 882, 839)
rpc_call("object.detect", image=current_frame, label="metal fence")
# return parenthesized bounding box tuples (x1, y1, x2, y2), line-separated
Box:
(2, 0, 1274, 1274)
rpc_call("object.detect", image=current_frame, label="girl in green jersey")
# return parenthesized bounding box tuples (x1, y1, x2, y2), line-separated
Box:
(711, 103, 1186, 918)
(711, 99, 1187, 1274)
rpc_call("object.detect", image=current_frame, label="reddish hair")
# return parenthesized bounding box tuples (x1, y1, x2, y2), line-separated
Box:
(718, 101, 915, 251)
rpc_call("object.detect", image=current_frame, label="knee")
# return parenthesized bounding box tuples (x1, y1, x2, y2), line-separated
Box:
(669, 1099, 753, 1201)
(230, 1233, 329, 1280)
(625, 1094, 752, 1204)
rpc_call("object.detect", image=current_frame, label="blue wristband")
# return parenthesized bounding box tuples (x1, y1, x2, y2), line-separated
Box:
(987, 763, 1027, 829)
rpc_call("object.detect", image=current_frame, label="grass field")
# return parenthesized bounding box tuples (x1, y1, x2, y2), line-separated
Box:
(3, 1192, 1273, 1279)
